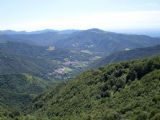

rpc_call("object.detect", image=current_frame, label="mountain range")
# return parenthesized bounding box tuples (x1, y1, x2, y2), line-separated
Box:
(1, 28, 160, 80)
(1, 29, 160, 56)
(0, 28, 160, 120)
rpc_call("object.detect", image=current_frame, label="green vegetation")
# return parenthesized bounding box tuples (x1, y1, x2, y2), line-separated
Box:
(0, 51, 58, 79)
(94, 45, 160, 67)
(0, 41, 91, 80)
(0, 55, 160, 120)
(1, 30, 160, 119)
(0, 73, 54, 120)
(18, 56, 160, 120)
(0, 74, 50, 110)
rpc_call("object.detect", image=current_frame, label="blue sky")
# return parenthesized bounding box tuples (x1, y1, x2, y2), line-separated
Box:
(0, 0, 160, 31)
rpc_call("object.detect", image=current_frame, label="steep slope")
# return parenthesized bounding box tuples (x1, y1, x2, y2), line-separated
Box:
(94, 45, 160, 67)
(0, 74, 49, 111)
(21, 56, 160, 120)
(0, 49, 57, 79)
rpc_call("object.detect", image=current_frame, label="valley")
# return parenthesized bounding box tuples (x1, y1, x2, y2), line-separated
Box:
(0, 29, 160, 120)
(1, 28, 160, 80)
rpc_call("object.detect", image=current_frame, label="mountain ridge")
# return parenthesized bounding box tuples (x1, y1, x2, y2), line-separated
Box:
(93, 44, 160, 67)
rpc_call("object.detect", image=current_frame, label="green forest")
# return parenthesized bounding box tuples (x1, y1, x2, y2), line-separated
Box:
(0, 55, 160, 120)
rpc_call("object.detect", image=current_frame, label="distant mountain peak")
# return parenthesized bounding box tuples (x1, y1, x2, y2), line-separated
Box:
(0, 30, 27, 35)
(86, 28, 105, 32)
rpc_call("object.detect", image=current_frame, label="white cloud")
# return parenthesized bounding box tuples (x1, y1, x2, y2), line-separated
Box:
(1, 11, 160, 31)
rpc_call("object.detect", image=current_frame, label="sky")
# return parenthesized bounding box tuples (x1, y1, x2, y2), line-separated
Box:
(0, 0, 160, 31)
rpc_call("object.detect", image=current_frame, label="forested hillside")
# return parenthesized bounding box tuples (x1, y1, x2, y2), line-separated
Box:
(17, 56, 160, 120)
(0, 51, 57, 78)
(0, 74, 49, 108)
(94, 45, 160, 67)
(0, 73, 51, 120)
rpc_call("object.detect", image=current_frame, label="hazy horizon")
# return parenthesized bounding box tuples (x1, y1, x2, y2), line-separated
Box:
(0, 0, 160, 31)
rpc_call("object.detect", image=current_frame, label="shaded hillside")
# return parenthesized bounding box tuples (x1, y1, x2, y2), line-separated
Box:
(0, 74, 49, 111)
(0, 41, 72, 60)
(94, 45, 160, 67)
(0, 31, 70, 46)
(0, 51, 57, 79)
(20, 56, 160, 120)
(0, 41, 93, 80)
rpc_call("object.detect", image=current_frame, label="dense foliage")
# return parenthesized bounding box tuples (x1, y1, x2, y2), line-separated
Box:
(0, 73, 50, 111)
(17, 56, 160, 120)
